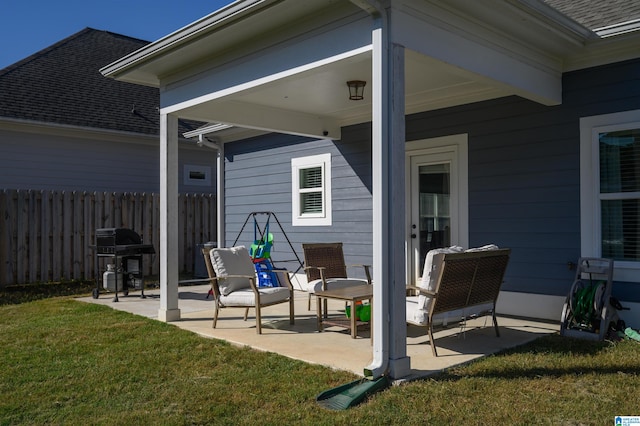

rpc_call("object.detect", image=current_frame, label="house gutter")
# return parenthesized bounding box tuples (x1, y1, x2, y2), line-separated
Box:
(595, 19, 640, 38)
(350, 0, 391, 380)
(100, 0, 284, 80)
(515, 0, 596, 40)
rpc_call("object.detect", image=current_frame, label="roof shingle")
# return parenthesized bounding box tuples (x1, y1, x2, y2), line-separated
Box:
(0, 28, 199, 136)
(543, 0, 640, 30)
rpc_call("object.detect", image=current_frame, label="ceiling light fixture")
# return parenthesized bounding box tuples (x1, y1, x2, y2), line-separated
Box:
(347, 80, 366, 100)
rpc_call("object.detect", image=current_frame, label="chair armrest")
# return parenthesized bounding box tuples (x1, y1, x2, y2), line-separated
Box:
(304, 266, 329, 288)
(273, 269, 295, 291)
(350, 264, 372, 284)
(407, 285, 436, 297)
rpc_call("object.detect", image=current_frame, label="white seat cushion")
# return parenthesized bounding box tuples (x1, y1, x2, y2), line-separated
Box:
(411, 246, 464, 323)
(306, 278, 369, 294)
(219, 286, 291, 307)
(408, 244, 500, 326)
(407, 244, 498, 324)
(407, 296, 493, 327)
(210, 246, 255, 296)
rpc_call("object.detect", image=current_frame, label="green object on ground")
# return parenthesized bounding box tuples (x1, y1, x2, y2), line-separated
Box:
(359, 304, 371, 322)
(624, 327, 640, 342)
(316, 376, 390, 410)
(345, 304, 370, 322)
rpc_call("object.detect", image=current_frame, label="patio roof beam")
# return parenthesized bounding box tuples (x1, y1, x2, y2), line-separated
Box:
(178, 100, 341, 141)
(392, 2, 564, 106)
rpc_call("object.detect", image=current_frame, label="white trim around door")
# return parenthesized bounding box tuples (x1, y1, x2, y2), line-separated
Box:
(405, 134, 469, 285)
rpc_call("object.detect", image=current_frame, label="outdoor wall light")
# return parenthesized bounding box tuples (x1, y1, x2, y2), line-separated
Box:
(347, 80, 366, 100)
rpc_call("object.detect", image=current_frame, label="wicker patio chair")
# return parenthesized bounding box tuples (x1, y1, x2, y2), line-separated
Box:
(406, 247, 511, 356)
(302, 242, 372, 316)
(202, 246, 294, 334)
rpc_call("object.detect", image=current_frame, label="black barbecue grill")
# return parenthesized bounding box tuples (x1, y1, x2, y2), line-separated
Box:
(93, 228, 155, 301)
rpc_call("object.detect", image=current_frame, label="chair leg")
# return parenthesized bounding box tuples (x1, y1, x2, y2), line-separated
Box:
(289, 293, 295, 325)
(255, 305, 262, 334)
(212, 301, 220, 329)
(244, 307, 249, 321)
(308, 292, 312, 311)
(492, 310, 500, 337)
(428, 324, 438, 357)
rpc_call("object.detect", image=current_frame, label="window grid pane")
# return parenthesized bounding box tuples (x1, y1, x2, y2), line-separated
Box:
(301, 192, 323, 214)
(300, 167, 322, 189)
(599, 129, 640, 193)
(600, 127, 640, 262)
(601, 199, 640, 261)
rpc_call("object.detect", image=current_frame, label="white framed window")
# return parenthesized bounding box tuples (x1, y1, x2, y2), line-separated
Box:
(291, 153, 332, 226)
(184, 165, 211, 187)
(580, 110, 640, 282)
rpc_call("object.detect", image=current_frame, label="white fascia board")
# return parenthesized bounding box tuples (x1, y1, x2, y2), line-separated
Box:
(515, 0, 595, 41)
(159, 12, 372, 108)
(100, 0, 277, 82)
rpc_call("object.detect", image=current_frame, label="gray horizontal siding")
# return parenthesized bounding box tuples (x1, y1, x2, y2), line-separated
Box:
(0, 128, 217, 193)
(224, 130, 373, 279)
(406, 59, 640, 301)
(223, 58, 640, 301)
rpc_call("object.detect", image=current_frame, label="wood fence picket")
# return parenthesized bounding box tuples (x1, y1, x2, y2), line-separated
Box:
(0, 189, 216, 286)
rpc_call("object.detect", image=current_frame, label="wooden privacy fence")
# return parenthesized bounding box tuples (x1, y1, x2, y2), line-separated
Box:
(0, 189, 216, 287)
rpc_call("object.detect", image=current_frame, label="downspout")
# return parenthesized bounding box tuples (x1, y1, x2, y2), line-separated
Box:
(351, 0, 390, 380)
(196, 135, 225, 249)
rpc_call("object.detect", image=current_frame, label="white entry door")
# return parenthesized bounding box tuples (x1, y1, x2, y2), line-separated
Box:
(406, 136, 468, 285)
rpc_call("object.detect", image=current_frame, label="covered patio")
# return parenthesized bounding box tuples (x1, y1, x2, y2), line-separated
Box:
(101, 0, 589, 379)
(79, 286, 558, 379)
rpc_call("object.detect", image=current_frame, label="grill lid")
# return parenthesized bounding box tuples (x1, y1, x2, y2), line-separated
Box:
(96, 228, 142, 246)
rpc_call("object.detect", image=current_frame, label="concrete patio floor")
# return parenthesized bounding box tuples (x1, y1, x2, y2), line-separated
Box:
(78, 284, 559, 380)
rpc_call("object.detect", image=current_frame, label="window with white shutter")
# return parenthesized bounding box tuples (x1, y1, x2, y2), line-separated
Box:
(291, 154, 331, 226)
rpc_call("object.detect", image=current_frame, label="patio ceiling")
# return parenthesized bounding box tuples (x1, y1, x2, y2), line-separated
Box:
(167, 48, 513, 140)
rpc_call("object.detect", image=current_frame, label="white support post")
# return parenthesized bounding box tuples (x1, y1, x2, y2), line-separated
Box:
(387, 42, 410, 379)
(158, 112, 181, 322)
(365, 10, 411, 380)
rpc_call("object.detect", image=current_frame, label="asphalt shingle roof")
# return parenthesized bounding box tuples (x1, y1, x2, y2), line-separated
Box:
(543, 0, 640, 30)
(0, 28, 199, 136)
(2, 4, 639, 136)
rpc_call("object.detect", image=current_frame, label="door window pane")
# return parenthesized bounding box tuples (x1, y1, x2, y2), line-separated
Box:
(419, 163, 451, 271)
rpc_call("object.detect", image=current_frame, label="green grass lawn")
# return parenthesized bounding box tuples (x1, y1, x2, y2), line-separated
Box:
(1, 296, 639, 425)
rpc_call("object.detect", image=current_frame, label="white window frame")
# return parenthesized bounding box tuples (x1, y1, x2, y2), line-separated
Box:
(291, 153, 332, 226)
(580, 110, 640, 282)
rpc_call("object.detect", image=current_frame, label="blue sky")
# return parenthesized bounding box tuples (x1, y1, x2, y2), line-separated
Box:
(1, 0, 235, 70)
